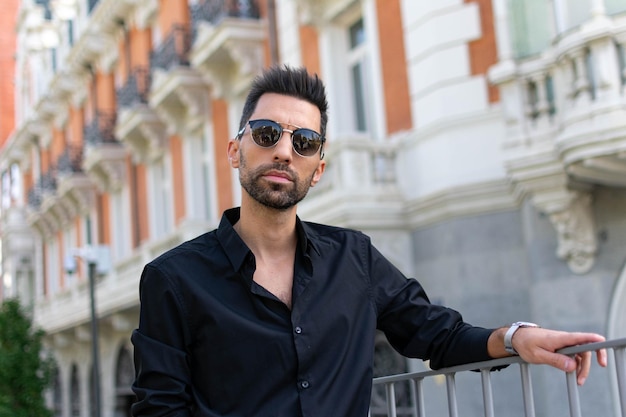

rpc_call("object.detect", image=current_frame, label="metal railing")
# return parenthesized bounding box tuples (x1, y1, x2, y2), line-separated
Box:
(116, 67, 151, 108)
(372, 338, 626, 417)
(150, 24, 191, 70)
(57, 144, 84, 174)
(84, 111, 117, 146)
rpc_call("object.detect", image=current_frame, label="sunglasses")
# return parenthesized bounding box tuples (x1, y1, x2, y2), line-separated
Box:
(237, 119, 325, 158)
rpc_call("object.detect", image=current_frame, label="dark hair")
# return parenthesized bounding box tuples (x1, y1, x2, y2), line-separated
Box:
(238, 65, 329, 144)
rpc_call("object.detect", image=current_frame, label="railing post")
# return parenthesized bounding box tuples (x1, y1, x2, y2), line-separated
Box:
(616, 347, 626, 417)
(565, 370, 582, 417)
(411, 378, 425, 417)
(519, 363, 536, 417)
(480, 369, 495, 417)
(385, 382, 397, 417)
(445, 373, 459, 417)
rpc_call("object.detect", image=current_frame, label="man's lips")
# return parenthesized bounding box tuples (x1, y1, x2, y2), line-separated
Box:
(263, 170, 293, 183)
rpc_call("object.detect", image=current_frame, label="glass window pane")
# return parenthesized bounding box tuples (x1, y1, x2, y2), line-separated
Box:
(349, 18, 365, 49)
(606, 0, 626, 15)
(563, 0, 592, 29)
(509, 0, 554, 58)
(351, 63, 367, 131)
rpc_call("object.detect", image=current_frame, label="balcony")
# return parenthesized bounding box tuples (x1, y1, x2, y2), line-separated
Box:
(298, 137, 404, 229)
(117, 67, 151, 109)
(372, 338, 625, 417)
(115, 66, 167, 162)
(26, 167, 62, 237)
(56, 145, 96, 215)
(489, 12, 626, 274)
(189, 0, 265, 98)
(150, 24, 208, 135)
(83, 111, 127, 192)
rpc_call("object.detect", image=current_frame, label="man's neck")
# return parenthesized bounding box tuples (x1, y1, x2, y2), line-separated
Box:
(234, 199, 298, 257)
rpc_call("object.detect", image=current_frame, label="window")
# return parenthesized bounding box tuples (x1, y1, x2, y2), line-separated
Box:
(111, 190, 131, 260)
(149, 158, 172, 239)
(347, 18, 370, 132)
(47, 239, 60, 295)
(370, 332, 412, 416)
(508, 0, 554, 58)
(187, 131, 214, 222)
(607, 0, 626, 14)
(70, 364, 80, 417)
(51, 366, 62, 417)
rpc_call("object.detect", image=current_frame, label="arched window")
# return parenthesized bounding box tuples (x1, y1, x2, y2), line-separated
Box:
(70, 364, 80, 417)
(369, 332, 412, 416)
(51, 365, 62, 417)
(115, 345, 135, 417)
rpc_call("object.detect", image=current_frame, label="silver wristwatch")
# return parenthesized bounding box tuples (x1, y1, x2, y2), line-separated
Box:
(504, 321, 540, 355)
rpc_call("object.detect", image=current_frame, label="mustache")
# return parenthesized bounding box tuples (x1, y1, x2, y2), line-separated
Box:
(256, 163, 297, 179)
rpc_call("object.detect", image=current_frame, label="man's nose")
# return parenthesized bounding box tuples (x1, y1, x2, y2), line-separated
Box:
(272, 129, 294, 161)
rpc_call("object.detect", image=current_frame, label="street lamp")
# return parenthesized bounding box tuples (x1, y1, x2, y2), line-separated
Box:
(64, 245, 110, 417)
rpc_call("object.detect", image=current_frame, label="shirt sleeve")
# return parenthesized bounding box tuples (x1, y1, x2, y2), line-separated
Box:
(368, 241, 494, 369)
(131, 264, 193, 417)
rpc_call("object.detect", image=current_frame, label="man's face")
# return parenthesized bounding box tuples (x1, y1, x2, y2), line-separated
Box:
(228, 93, 326, 211)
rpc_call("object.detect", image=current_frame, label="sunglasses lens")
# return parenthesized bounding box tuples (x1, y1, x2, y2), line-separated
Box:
(250, 122, 281, 148)
(292, 131, 322, 157)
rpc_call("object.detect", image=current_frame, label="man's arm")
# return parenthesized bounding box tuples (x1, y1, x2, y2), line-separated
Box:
(487, 326, 608, 385)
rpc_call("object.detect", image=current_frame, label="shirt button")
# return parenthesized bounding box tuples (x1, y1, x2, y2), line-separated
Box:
(300, 380, 310, 389)
(294, 326, 302, 334)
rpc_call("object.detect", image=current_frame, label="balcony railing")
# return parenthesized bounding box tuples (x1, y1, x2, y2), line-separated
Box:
(57, 144, 84, 174)
(84, 111, 117, 146)
(190, 0, 260, 38)
(372, 338, 626, 417)
(150, 24, 191, 71)
(26, 167, 58, 210)
(117, 67, 151, 108)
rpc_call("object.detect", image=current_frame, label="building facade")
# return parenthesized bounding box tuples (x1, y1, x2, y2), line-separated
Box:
(0, 0, 625, 416)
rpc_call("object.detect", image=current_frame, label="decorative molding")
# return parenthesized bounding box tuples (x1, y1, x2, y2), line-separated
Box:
(548, 191, 597, 274)
(149, 68, 209, 135)
(115, 106, 167, 163)
(83, 145, 128, 192)
(190, 19, 265, 99)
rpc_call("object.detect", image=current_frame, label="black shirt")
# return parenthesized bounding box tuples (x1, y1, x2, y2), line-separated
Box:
(131, 208, 493, 417)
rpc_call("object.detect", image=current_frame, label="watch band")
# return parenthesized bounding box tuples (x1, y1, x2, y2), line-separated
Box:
(504, 321, 540, 355)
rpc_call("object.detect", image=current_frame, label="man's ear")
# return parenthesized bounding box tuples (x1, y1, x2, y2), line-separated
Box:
(310, 160, 326, 187)
(227, 139, 240, 168)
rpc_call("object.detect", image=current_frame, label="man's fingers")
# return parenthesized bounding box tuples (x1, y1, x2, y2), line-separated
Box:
(596, 349, 608, 367)
(576, 352, 592, 386)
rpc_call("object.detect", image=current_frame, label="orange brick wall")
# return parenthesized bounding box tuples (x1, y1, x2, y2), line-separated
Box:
(299, 25, 320, 76)
(212, 99, 233, 214)
(465, 0, 499, 103)
(0, 0, 18, 147)
(376, 0, 412, 134)
(170, 135, 186, 224)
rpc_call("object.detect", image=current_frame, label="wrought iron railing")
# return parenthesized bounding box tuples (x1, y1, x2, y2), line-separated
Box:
(26, 167, 58, 209)
(84, 111, 117, 146)
(372, 338, 626, 417)
(190, 0, 260, 25)
(190, 0, 260, 40)
(117, 67, 151, 108)
(57, 144, 84, 174)
(150, 24, 191, 70)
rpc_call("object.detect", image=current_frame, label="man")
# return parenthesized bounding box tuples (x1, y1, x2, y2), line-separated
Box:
(131, 66, 606, 417)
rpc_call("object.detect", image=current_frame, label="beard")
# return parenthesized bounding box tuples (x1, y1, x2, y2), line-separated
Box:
(238, 151, 315, 210)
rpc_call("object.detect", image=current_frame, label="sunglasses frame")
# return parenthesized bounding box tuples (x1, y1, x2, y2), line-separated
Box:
(236, 119, 325, 158)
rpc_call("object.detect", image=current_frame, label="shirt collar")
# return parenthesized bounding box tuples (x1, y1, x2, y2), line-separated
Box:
(216, 207, 321, 271)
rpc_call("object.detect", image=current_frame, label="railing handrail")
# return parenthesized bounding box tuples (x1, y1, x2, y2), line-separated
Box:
(374, 337, 626, 384)
(372, 337, 626, 417)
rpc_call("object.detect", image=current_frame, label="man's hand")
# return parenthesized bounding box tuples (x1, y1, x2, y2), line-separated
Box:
(488, 327, 607, 385)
